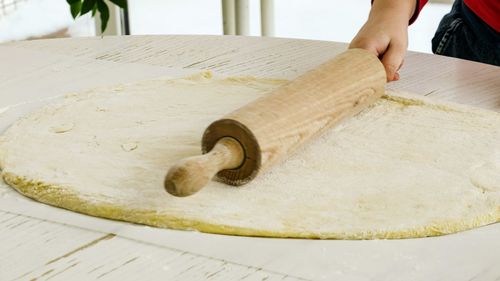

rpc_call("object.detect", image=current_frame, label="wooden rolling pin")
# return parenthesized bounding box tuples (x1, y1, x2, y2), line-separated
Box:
(165, 48, 386, 197)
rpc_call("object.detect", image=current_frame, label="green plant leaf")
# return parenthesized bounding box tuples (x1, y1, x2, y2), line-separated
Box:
(68, 1, 82, 19)
(67, 0, 126, 33)
(80, 0, 97, 15)
(96, 0, 110, 33)
(108, 0, 127, 9)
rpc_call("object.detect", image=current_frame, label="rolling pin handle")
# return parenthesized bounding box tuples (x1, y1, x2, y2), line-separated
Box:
(164, 137, 245, 197)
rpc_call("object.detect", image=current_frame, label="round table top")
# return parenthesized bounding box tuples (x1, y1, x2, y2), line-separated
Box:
(1, 35, 500, 281)
(3, 35, 500, 110)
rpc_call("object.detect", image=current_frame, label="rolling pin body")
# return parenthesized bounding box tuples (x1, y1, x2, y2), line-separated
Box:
(166, 48, 386, 196)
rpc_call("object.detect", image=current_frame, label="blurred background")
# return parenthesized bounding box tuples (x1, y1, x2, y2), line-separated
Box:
(0, 0, 452, 53)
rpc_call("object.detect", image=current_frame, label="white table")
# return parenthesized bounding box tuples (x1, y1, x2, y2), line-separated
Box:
(1, 35, 500, 281)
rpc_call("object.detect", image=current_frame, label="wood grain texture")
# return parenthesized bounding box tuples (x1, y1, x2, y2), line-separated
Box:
(0, 210, 306, 281)
(3, 36, 339, 79)
(0, 210, 107, 281)
(5, 35, 500, 110)
(389, 52, 500, 110)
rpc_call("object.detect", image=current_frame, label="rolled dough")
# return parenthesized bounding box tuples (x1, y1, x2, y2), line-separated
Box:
(0, 73, 499, 239)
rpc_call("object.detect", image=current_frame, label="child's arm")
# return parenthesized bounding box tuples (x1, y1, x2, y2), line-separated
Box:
(349, 0, 417, 81)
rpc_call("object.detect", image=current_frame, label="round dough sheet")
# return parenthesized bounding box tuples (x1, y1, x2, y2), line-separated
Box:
(1, 73, 499, 239)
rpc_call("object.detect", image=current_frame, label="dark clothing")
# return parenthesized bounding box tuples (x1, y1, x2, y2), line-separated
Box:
(431, 0, 500, 66)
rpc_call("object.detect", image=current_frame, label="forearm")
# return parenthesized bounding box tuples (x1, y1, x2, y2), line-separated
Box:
(369, 0, 416, 25)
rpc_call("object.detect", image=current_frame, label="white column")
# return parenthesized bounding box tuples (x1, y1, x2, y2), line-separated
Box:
(235, 0, 250, 35)
(260, 0, 275, 36)
(222, 0, 236, 35)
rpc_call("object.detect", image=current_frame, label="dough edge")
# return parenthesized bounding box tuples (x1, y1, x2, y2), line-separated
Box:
(3, 172, 499, 239)
(1, 74, 499, 240)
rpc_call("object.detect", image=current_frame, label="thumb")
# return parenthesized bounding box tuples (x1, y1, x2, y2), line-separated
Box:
(380, 43, 406, 81)
(349, 42, 379, 58)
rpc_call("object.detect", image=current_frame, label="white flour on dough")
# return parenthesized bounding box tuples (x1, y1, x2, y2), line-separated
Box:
(0, 73, 499, 239)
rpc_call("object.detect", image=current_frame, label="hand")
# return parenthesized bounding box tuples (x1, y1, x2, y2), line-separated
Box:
(349, 0, 415, 81)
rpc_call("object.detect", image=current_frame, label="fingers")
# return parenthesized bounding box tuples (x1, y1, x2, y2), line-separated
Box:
(351, 39, 404, 82)
(393, 72, 400, 81)
(392, 60, 404, 81)
(349, 20, 408, 82)
(380, 42, 406, 82)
